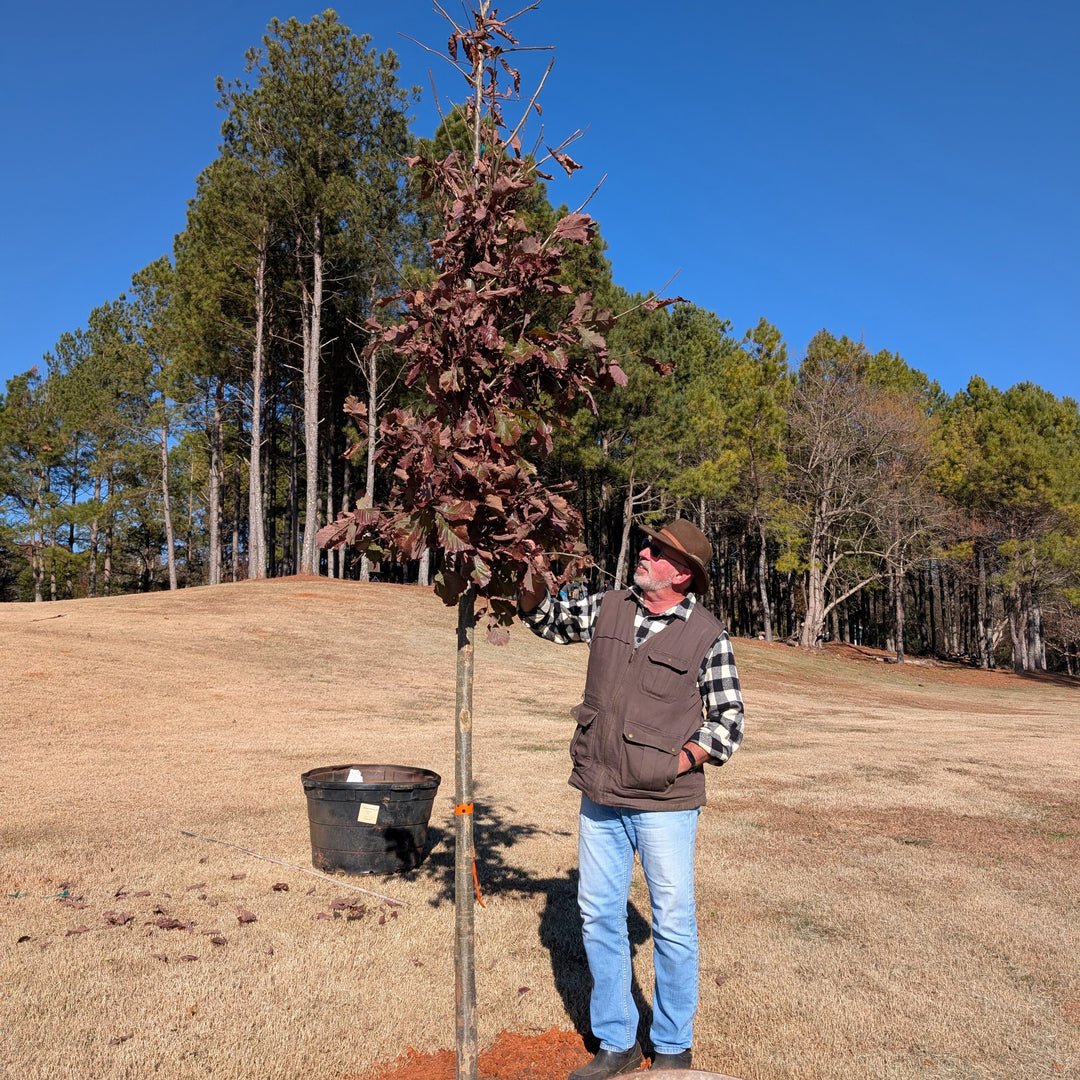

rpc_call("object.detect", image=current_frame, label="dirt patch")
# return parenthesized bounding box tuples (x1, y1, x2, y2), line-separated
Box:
(353, 1029, 596, 1080)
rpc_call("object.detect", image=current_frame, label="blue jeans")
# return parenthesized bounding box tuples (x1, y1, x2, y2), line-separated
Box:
(577, 794, 700, 1054)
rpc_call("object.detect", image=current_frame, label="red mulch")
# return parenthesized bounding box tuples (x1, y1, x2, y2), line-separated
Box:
(355, 1028, 648, 1080)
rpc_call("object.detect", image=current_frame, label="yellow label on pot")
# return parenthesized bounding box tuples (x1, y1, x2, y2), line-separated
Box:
(357, 802, 380, 825)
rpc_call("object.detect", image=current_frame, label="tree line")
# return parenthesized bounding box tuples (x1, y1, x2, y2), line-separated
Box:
(2, 10, 1078, 676)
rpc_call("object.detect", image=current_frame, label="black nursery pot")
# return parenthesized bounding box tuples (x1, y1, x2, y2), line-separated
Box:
(300, 764, 442, 875)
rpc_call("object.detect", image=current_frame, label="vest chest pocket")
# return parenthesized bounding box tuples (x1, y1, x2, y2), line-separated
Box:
(620, 719, 681, 792)
(641, 652, 691, 699)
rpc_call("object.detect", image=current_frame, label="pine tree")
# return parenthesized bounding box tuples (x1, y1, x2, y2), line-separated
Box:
(217, 12, 417, 576)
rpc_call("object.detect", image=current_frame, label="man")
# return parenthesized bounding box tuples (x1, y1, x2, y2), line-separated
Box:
(519, 519, 745, 1078)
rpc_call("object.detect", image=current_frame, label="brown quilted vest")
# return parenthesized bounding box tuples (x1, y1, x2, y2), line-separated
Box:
(568, 589, 723, 811)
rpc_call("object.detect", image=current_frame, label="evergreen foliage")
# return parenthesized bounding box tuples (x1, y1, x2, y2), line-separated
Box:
(2, 6, 1078, 675)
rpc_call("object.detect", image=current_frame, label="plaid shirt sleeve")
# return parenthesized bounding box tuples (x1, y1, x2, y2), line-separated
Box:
(694, 629, 744, 765)
(519, 590, 605, 645)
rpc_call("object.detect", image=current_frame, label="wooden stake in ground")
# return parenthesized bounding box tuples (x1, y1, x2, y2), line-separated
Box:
(454, 588, 478, 1080)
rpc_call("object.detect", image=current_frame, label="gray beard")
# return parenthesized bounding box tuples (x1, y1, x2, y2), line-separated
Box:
(633, 564, 676, 593)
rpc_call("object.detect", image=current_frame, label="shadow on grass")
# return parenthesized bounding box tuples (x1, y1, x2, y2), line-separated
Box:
(412, 787, 654, 1051)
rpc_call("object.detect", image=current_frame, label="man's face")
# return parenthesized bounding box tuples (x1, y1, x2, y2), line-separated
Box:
(634, 538, 691, 594)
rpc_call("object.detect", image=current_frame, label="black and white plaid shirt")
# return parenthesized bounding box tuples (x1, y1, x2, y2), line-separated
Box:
(522, 585, 745, 765)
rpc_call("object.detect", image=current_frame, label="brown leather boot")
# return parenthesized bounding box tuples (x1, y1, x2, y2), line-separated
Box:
(649, 1049, 691, 1070)
(568, 1042, 644, 1079)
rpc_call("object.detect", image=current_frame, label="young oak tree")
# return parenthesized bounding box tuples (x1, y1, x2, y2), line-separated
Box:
(317, 5, 673, 1077)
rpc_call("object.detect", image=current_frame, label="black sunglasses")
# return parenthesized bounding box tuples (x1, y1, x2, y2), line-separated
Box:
(641, 538, 686, 566)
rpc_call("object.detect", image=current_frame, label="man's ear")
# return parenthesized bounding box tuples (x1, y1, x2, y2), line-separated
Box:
(672, 565, 693, 593)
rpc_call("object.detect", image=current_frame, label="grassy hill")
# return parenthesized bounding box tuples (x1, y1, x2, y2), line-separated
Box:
(2, 579, 1078, 1079)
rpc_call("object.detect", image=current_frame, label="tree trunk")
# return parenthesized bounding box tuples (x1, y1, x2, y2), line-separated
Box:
(800, 541, 827, 648)
(160, 421, 178, 590)
(1007, 584, 1025, 673)
(300, 216, 323, 576)
(939, 568, 957, 656)
(598, 471, 615, 582)
(293, 407, 301, 574)
(209, 384, 223, 586)
(454, 586, 478, 1080)
(613, 468, 635, 589)
(1025, 593, 1045, 671)
(66, 440, 77, 599)
(185, 454, 196, 586)
(232, 459, 241, 582)
(418, 547, 431, 587)
(926, 566, 937, 656)
(359, 338, 379, 583)
(893, 568, 906, 663)
(1026, 545, 1045, 670)
(30, 473, 45, 601)
(103, 472, 114, 597)
(325, 437, 336, 578)
(288, 409, 299, 574)
(976, 546, 991, 668)
(248, 242, 268, 579)
(32, 542, 43, 602)
(267, 409, 278, 577)
(88, 474, 101, 598)
(756, 517, 773, 642)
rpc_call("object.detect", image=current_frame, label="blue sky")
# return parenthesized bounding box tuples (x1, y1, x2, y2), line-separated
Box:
(2, 1, 1077, 403)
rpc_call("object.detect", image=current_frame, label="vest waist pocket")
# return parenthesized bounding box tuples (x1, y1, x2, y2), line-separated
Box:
(620, 718, 681, 792)
(570, 702, 598, 766)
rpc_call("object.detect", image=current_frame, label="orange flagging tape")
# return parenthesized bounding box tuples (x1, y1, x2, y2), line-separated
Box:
(453, 803, 483, 904)
(472, 859, 485, 907)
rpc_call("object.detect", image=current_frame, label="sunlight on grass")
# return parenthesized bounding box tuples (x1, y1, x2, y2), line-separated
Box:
(2, 579, 1078, 1080)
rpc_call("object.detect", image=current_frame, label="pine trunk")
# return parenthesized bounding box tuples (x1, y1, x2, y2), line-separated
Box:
(300, 217, 323, 576)
(288, 411, 299, 574)
(103, 472, 114, 596)
(1007, 584, 1025, 673)
(893, 568, 906, 663)
(613, 467, 635, 589)
(976, 547, 990, 668)
(32, 542, 43, 602)
(325, 437, 336, 579)
(209, 384, 223, 585)
(88, 474, 101, 598)
(756, 517, 773, 642)
(359, 338, 379, 583)
(185, 455, 195, 586)
(160, 421, 178, 591)
(231, 461, 241, 582)
(1025, 593, 1045, 671)
(248, 242, 268, 579)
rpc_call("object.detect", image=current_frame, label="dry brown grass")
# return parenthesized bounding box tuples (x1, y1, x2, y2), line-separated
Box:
(2, 578, 1078, 1080)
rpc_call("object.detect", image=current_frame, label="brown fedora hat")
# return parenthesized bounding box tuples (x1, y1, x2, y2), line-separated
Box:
(639, 518, 711, 595)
